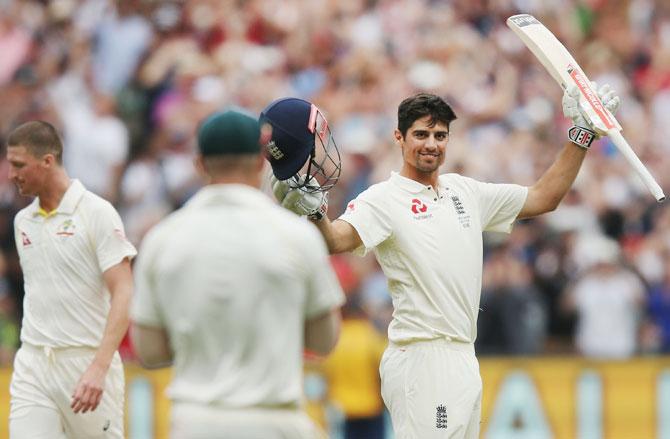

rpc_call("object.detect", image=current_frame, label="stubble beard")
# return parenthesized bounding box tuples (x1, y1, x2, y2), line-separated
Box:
(416, 153, 442, 173)
(14, 183, 25, 196)
(15, 181, 35, 197)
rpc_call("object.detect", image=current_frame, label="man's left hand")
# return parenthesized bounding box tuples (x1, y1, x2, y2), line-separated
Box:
(562, 82, 621, 148)
(71, 361, 108, 414)
(563, 82, 621, 132)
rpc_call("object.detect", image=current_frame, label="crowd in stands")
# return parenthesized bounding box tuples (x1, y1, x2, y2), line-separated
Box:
(1, 0, 669, 377)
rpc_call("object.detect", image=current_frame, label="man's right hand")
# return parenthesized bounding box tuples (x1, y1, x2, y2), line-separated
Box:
(271, 175, 328, 220)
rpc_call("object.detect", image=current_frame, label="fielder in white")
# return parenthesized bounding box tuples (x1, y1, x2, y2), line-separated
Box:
(130, 109, 345, 438)
(7, 121, 136, 438)
(271, 86, 620, 438)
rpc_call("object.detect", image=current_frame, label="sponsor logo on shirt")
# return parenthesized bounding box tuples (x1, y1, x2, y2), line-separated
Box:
(411, 198, 432, 220)
(346, 202, 355, 212)
(411, 198, 428, 214)
(56, 219, 76, 236)
(20, 231, 32, 247)
(436, 404, 448, 429)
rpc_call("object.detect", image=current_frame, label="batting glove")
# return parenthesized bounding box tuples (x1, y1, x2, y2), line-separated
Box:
(271, 175, 328, 221)
(562, 82, 620, 149)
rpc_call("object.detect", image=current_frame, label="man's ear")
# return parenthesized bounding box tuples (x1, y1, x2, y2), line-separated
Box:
(394, 129, 403, 143)
(194, 155, 208, 179)
(255, 153, 265, 172)
(42, 153, 57, 168)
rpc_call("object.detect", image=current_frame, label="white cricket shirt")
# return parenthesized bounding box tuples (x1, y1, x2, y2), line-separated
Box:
(15, 179, 137, 348)
(339, 172, 527, 344)
(131, 184, 345, 407)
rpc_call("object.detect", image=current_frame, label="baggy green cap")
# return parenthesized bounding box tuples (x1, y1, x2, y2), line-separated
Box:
(197, 109, 261, 156)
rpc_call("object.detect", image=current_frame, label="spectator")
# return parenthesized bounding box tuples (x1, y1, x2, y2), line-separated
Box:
(563, 233, 647, 359)
(91, 0, 153, 94)
(646, 256, 670, 353)
(478, 247, 547, 355)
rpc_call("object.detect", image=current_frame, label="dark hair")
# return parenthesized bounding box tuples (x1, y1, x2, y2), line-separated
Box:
(7, 121, 63, 164)
(397, 93, 457, 137)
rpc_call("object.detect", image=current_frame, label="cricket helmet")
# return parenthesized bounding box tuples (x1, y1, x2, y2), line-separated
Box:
(259, 97, 341, 193)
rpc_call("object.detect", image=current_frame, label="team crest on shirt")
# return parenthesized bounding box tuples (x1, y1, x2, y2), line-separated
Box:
(436, 404, 448, 429)
(450, 195, 470, 228)
(56, 219, 76, 237)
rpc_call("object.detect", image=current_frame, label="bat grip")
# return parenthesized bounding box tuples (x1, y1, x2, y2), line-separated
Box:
(607, 129, 665, 202)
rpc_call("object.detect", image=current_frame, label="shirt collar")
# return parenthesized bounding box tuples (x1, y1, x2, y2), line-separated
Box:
(389, 172, 438, 194)
(31, 179, 86, 217)
(185, 184, 272, 209)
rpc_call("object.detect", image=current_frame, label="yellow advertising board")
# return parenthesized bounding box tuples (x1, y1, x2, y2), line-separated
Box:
(480, 357, 670, 439)
(0, 357, 668, 438)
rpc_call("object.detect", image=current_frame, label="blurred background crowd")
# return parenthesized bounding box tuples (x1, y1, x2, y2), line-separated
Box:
(0, 0, 669, 435)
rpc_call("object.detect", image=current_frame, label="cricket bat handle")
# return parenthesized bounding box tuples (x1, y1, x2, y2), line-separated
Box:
(607, 129, 665, 202)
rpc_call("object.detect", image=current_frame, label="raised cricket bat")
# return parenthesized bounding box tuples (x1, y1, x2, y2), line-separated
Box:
(507, 14, 665, 202)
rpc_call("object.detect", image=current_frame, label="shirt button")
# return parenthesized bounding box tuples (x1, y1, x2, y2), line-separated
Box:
(434, 198, 437, 201)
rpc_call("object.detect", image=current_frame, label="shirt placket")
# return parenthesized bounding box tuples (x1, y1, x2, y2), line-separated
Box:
(39, 215, 56, 279)
(424, 185, 449, 206)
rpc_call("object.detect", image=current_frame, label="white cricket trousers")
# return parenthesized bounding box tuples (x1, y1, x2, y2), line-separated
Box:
(9, 343, 125, 439)
(171, 402, 327, 439)
(380, 338, 482, 439)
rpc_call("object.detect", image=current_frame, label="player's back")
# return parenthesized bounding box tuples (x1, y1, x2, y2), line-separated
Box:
(139, 184, 326, 408)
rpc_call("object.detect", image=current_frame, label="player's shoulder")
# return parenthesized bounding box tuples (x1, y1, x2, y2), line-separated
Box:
(136, 207, 188, 253)
(440, 173, 483, 194)
(354, 179, 392, 201)
(79, 190, 118, 214)
(266, 202, 324, 241)
(14, 203, 35, 225)
(440, 172, 481, 186)
(145, 205, 189, 235)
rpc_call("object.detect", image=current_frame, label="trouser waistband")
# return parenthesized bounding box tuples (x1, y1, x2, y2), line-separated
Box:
(389, 337, 475, 353)
(20, 342, 97, 359)
(173, 401, 300, 411)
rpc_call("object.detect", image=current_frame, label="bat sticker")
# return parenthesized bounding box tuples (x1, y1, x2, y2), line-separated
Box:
(508, 14, 540, 27)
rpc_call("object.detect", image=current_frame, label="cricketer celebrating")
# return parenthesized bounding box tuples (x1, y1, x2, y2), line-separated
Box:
(7, 121, 136, 438)
(269, 85, 620, 438)
(130, 109, 345, 438)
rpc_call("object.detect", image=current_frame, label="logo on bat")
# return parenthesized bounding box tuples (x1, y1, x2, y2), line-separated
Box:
(509, 14, 540, 27)
(567, 64, 616, 130)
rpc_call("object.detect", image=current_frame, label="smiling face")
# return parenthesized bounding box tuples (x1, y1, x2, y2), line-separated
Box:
(7, 145, 51, 197)
(396, 115, 449, 182)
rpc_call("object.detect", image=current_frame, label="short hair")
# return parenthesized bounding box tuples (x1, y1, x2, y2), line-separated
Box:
(201, 154, 259, 177)
(397, 93, 457, 137)
(7, 121, 63, 164)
